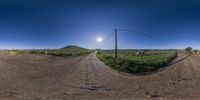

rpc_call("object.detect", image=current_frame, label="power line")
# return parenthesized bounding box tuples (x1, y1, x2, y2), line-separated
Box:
(97, 28, 175, 59)
(117, 29, 172, 49)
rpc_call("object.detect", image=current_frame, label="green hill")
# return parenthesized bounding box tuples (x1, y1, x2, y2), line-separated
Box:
(61, 45, 89, 52)
(44, 45, 92, 57)
(10, 45, 92, 57)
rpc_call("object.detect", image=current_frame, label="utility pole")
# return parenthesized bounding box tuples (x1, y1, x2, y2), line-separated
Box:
(115, 28, 118, 59)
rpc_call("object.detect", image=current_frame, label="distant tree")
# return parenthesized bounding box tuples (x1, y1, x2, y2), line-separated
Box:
(185, 47, 193, 54)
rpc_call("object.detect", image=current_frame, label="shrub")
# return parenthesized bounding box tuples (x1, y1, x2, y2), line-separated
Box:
(96, 51, 177, 74)
(185, 47, 193, 54)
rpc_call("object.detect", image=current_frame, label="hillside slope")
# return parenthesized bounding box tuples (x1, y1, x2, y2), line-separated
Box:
(61, 45, 90, 52)
(45, 45, 92, 57)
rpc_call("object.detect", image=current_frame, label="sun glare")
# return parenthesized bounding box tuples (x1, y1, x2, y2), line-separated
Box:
(97, 37, 103, 43)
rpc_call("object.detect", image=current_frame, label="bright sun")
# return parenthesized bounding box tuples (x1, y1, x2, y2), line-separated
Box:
(97, 37, 103, 43)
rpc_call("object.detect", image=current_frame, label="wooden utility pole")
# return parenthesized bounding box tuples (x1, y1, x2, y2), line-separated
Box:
(115, 28, 118, 59)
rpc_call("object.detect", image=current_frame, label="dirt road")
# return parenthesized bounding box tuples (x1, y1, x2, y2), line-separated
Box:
(0, 52, 200, 100)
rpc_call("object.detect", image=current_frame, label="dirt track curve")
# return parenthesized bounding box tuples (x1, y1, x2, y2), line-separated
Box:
(0, 52, 200, 100)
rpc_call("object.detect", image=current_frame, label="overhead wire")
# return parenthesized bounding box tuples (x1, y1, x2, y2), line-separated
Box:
(117, 29, 173, 49)
(97, 28, 174, 50)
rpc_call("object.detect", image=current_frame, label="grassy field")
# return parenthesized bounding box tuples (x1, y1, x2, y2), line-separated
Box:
(46, 45, 92, 57)
(96, 50, 177, 74)
(0, 45, 93, 57)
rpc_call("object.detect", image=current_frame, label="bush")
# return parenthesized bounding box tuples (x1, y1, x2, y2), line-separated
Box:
(28, 50, 46, 54)
(96, 51, 177, 74)
(47, 52, 91, 57)
(194, 50, 199, 54)
(185, 47, 193, 54)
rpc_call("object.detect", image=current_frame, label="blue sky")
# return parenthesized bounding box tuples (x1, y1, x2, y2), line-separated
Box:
(0, 0, 200, 49)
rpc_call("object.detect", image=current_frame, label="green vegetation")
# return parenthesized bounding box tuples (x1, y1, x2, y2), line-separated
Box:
(0, 45, 92, 57)
(46, 45, 92, 57)
(194, 50, 199, 54)
(185, 47, 193, 54)
(96, 50, 177, 74)
(0, 50, 19, 55)
(194, 50, 199, 53)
